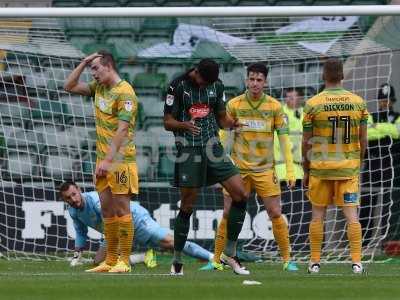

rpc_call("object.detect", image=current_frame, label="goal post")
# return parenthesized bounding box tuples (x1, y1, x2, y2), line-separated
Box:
(0, 6, 398, 262)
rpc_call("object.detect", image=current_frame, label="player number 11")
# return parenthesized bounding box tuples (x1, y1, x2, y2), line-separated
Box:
(328, 115, 351, 144)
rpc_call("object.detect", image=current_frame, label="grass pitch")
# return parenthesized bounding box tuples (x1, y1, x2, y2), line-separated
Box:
(0, 259, 399, 300)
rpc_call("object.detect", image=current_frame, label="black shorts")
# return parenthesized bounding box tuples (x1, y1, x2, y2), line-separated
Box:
(174, 143, 239, 188)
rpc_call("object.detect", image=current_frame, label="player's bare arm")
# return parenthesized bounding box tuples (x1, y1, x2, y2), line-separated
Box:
(64, 52, 101, 96)
(164, 113, 201, 135)
(217, 110, 241, 129)
(302, 130, 312, 188)
(96, 120, 129, 178)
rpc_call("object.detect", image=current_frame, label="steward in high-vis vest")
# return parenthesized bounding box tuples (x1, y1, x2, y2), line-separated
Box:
(361, 83, 400, 243)
(275, 88, 304, 183)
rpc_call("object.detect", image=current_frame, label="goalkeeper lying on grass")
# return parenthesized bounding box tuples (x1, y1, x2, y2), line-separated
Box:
(59, 181, 214, 268)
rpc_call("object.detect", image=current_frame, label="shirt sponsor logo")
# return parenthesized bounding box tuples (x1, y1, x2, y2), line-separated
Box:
(241, 119, 267, 130)
(124, 100, 133, 112)
(344, 192, 358, 203)
(166, 94, 174, 106)
(189, 103, 210, 119)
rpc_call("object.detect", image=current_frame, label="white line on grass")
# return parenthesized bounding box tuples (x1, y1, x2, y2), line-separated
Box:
(0, 272, 172, 276)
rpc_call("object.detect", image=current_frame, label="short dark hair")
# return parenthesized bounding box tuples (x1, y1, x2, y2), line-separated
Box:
(378, 83, 396, 103)
(197, 59, 219, 84)
(323, 58, 344, 83)
(59, 181, 78, 194)
(284, 87, 303, 97)
(247, 63, 268, 78)
(97, 49, 116, 71)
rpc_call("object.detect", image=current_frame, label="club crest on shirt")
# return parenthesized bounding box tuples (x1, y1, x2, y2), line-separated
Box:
(124, 100, 133, 112)
(99, 98, 107, 112)
(166, 94, 174, 106)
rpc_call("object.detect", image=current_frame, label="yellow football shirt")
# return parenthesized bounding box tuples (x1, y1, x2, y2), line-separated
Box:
(303, 87, 369, 179)
(226, 92, 288, 173)
(89, 80, 138, 163)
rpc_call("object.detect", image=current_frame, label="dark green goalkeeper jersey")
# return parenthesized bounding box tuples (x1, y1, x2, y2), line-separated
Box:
(163, 69, 226, 147)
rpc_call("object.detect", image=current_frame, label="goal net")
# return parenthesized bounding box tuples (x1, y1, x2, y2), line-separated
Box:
(0, 12, 397, 262)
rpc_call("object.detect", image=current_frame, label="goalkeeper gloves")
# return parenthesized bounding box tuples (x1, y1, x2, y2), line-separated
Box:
(70, 251, 83, 267)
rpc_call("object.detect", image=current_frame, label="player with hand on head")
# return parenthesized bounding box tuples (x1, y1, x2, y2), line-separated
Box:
(64, 50, 138, 273)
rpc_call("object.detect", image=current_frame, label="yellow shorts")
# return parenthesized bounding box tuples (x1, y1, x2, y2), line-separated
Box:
(95, 161, 139, 195)
(223, 170, 281, 199)
(308, 175, 360, 207)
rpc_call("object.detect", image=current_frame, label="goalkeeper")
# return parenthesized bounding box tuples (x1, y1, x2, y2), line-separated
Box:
(202, 63, 298, 272)
(59, 182, 214, 268)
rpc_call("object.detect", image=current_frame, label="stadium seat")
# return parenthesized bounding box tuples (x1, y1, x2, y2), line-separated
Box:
(30, 99, 71, 125)
(40, 128, 82, 154)
(2, 126, 44, 151)
(46, 68, 68, 90)
(5, 147, 40, 182)
(191, 41, 234, 62)
(135, 130, 157, 160)
(136, 152, 151, 180)
(118, 63, 147, 80)
(221, 71, 246, 95)
(138, 17, 178, 44)
(81, 150, 96, 181)
(89, 0, 118, 6)
(146, 125, 175, 152)
(0, 102, 31, 127)
(0, 133, 6, 172)
(133, 72, 167, 96)
(24, 71, 48, 89)
(52, 0, 87, 7)
(134, 101, 144, 130)
(102, 18, 142, 39)
(43, 151, 78, 181)
(139, 95, 163, 118)
(157, 64, 184, 83)
(82, 43, 119, 62)
(157, 150, 175, 180)
(80, 129, 96, 153)
(62, 18, 103, 37)
(103, 37, 142, 61)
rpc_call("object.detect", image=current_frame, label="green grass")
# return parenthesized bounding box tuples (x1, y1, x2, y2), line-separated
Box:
(0, 260, 399, 300)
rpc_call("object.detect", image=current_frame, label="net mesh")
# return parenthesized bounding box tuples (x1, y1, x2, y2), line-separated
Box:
(0, 15, 397, 262)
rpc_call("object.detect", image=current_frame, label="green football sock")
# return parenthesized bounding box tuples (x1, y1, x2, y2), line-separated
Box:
(225, 200, 246, 257)
(173, 210, 192, 263)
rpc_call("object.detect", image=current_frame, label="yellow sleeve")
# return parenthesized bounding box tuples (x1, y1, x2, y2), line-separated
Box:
(117, 89, 138, 123)
(274, 104, 289, 135)
(219, 128, 233, 152)
(302, 103, 313, 132)
(278, 133, 295, 182)
(88, 80, 97, 97)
